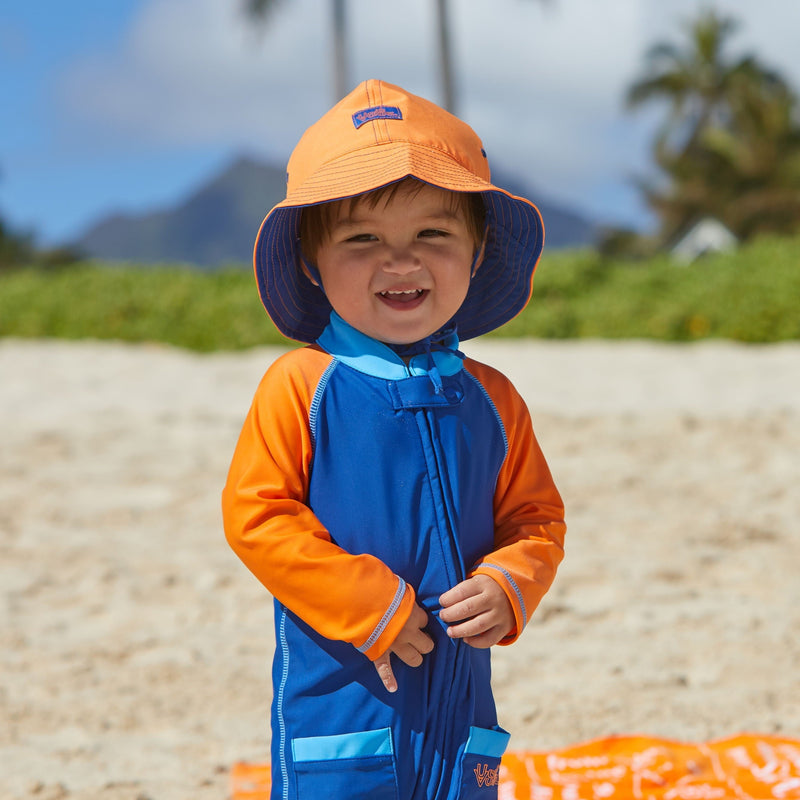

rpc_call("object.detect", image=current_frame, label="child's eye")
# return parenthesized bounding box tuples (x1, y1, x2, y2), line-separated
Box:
(346, 233, 378, 243)
(418, 229, 448, 238)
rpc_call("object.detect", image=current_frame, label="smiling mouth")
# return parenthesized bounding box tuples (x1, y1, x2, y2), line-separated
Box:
(377, 289, 427, 309)
(379, 289, 424, 297)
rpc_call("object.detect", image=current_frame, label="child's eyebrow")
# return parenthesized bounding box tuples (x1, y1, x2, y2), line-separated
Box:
(332, 207, 462, 232)
(417, 209, 463, 224)
(329, 216, 365, 232)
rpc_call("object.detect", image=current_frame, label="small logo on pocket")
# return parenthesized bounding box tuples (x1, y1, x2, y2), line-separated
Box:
(474, 763, 500, 787)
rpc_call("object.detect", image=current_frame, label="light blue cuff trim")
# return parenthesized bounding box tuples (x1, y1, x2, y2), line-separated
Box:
(465, 726, 511, 758)
(292, 728, 394, 762)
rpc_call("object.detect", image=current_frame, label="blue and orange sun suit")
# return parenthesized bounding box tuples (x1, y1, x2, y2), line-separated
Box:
(223, 312, 566, 800)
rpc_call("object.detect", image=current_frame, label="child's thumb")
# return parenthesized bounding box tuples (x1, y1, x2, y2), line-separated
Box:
(373, 652, 398, 693)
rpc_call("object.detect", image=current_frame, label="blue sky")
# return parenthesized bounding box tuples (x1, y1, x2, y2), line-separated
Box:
(2, 0, 799, 246)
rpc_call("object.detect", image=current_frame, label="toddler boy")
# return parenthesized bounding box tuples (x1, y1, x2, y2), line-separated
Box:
(223, 79, 566, 800)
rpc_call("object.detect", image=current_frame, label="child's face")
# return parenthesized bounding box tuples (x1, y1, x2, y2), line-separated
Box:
(312, 184, 479, 345)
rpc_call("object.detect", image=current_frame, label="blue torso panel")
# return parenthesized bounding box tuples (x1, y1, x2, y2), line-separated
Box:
(270, 314, 511, 800)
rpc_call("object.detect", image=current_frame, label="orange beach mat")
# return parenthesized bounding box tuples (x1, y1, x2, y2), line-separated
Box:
(231, 734, 800, 799)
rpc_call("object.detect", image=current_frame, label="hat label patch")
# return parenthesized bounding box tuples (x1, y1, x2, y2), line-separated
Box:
(352, 105, 403, 129)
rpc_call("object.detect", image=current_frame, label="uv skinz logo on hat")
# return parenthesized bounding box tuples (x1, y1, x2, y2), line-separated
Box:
(352, 104, 403, 128)
(252, 79, 546, 344)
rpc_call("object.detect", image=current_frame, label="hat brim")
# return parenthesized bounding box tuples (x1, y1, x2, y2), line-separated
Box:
(254, 147, 544, 343)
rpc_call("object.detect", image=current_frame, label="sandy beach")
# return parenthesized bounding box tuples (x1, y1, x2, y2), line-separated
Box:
(2, 337, 799, 800)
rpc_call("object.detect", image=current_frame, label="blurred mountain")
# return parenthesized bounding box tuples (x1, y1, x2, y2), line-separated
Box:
(74, 157, 286, 268)
(492, 168, 599, 250)
(74, 156, 597, 267)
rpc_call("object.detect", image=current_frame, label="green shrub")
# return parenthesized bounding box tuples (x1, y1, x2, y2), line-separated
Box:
(493, 233, 800, 342)
(1, 233, 799, 350)
(0, 262, 290, 351)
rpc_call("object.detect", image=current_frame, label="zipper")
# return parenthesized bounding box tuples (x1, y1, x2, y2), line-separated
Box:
(416, 405, 468, 800)
(418, 407, 466, 588)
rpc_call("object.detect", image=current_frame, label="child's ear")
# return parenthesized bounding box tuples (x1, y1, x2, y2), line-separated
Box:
(471, 236, 487, 277)
(300, 257, 320, 286)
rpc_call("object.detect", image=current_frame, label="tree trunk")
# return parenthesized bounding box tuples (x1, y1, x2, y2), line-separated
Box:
(332, 0, 348, 100)
(435, 0, 456, 113)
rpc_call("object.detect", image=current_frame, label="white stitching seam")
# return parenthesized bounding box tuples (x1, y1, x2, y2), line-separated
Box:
(357, 577, 407, 653)
(309, 359, 338, 449)
(462, 371, 508, 459)
(474, 562, 527, 629)
(276, 607, 290, 799)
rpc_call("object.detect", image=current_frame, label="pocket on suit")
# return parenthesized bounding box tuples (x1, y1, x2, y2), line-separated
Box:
(292, 727, 399, 800)
(457, 725, 510, 798)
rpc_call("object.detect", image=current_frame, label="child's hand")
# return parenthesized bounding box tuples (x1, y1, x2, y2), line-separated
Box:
(439, 574, 514, 648)
(373, 603, 433, 693)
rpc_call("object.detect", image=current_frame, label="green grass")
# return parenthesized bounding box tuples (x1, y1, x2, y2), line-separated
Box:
(1, 233, 799, 350)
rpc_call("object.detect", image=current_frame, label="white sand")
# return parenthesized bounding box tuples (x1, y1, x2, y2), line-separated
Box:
(2, 337, 799, 800)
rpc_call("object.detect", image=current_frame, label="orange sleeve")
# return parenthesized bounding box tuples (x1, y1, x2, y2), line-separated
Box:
(221, 347, 415, 660)
(465, 360, 566, 644)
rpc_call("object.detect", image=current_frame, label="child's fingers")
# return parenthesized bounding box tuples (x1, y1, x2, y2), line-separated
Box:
(373, 603, 434, 693)
(439, 577, 482, 612)
(405, 604, 435, 655)
(444, 610, 494, 640)
(374, 639, 432, 693)
(410, 626, 435, 656)
(439, 581, 491, 624)
(439, 595, 486, 624)
(447, 616, 506, 648)
(440, 575, 513, 641)
(393, 642, 426, 667)
(373, 652, 398, 693)
(407, 602, 430, 628)
(392, 622, 434, 666)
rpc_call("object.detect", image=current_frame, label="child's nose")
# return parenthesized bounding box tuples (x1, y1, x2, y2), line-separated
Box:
(383, 247, 422, 274)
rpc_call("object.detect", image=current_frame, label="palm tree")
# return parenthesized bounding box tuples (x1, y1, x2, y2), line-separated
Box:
(628, 11, 780, 154)
(433, 0, 551, 114)
(245, 0, 447, 109)
(435, 0, 456, 113)
(245, 0, 348, 101)
(244, 0, 549, 114)
(627, 9, 800, 241)
(701, 73, 800, 237)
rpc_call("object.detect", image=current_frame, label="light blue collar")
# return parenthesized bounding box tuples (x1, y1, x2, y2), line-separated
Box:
(317, 312, 465, 381)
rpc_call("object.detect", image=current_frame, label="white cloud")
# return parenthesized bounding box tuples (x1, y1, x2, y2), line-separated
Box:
(59, 0, 333, 155)
(59, 0, 649, 145)
(55, 0, 799, 229)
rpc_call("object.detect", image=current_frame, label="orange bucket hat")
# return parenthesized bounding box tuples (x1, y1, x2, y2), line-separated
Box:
(254, 79, 545, 343)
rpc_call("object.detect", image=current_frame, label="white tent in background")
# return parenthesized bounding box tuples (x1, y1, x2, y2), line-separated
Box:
(670, 217, 738, 264)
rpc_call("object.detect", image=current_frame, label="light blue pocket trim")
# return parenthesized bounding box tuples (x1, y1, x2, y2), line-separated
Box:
(292, 728, 394, 762)
(465, 726, 510, 758)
